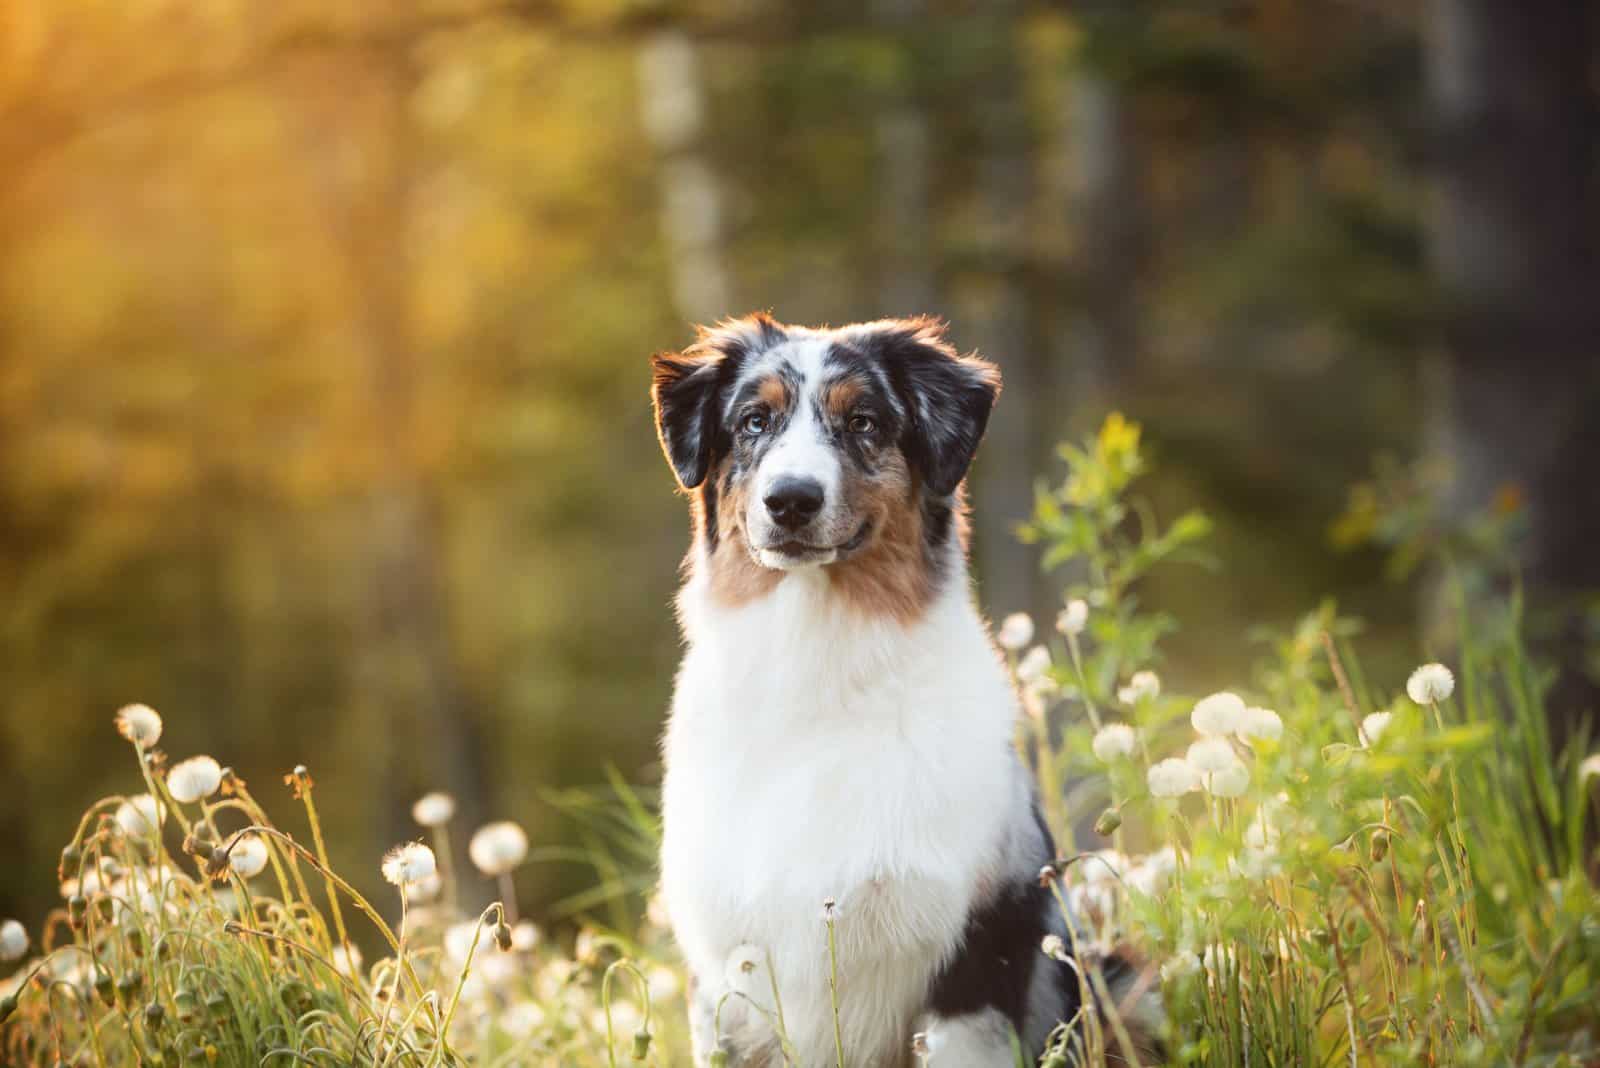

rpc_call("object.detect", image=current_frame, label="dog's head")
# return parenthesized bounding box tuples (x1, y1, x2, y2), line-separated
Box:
(651, 314, 999, 603)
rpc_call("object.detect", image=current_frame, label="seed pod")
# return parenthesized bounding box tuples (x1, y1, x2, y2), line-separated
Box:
(94, 972, 115, 1006)
(145, 1001, 166, 1029)
(117, 971, 144, 1008)
(1094, 807, 1122, 836)
(1370, 830, 1390, 863)
(60, 844, 82, 875)
(493, 920, 513, 952)
(68, 895, 88, 929)
(630, 1030, 651, 1060)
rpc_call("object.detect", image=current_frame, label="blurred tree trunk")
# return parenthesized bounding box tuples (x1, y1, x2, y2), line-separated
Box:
(963, 5, 1041, 622)
(638, 28, 732, 324)
(1425, 0, 1599, 727)
(872, 0, 935, 315)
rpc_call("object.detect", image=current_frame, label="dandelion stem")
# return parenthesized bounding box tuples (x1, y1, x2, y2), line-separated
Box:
(824, 912, 846, 1068)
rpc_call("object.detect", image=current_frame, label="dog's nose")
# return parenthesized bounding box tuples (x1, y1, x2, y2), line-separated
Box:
(764, 477, 824, 530)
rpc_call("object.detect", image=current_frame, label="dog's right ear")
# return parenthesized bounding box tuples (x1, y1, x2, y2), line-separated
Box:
(651, 350, 723, 490)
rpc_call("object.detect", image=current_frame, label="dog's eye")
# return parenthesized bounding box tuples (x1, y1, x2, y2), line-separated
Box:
(741, 411, 769, 436)
(848, 414, 877, 435)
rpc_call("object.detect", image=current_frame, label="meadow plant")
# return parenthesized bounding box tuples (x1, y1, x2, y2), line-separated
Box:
(3, 414, 1598, 1066)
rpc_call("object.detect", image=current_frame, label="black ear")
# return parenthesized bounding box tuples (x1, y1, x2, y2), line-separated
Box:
(651, 351, 723, 489)
(855, 319, 1000, 496)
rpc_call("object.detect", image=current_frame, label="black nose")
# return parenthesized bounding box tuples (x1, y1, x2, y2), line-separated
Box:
(764, 477, 825, 530)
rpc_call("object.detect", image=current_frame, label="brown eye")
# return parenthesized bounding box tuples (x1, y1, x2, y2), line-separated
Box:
(848, 414, 876, 435)
(742, 411, 769, 436)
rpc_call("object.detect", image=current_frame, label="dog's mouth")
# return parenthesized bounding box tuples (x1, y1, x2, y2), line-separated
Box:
(754, 520, 873, 569)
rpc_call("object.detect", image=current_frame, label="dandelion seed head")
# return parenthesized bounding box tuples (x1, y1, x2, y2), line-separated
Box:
(114, 704, 163, 747)
(444, 921, 487, 964)
(0, 920, 27, 962)
(1580, 753, 1600, 784)
(381, 842, 438, 887)
(997, 613, 1034, 651)
(1186, 736, 1238, 773)
(647, 964, 681, 1001)
(411, 792, 457, 828)
(332, 944, 363, 977)
(166, 756, 223, 803)
(1160, 951, 1200, 983)
(501, 1001, 546, 1038)
(511, 921, 540, 952)
(1091, 723, 1138, 763)
(820, 897, 839, 922)
(1016, 646, 1051, 685)
(114, 795, 164, 837)
(1407, 662, 1455, 704)
(1056, 599, 1089, 637)
(723, 943, 763, 989)
(1361, 711, 1393, 747)
(1118, 670, 1161, 705)
(1192, 692, 1246, 735)
(468, 821, 529, 876)
(1206, 760, 1250, 798)
(1148, 757, 1201, 798)
(1237, 706, 1283, 742)
(409, 870, 442, 903)
(227, 834, 269, 879)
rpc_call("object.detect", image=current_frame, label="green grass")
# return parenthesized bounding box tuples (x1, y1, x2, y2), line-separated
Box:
(3, 415, 1597, 1066)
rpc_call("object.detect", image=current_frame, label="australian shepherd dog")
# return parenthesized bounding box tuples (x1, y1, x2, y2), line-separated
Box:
(651, 314, 1159, 1067)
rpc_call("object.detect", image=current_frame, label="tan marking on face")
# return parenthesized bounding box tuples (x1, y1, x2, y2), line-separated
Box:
(820, 377, 866, 422)
(757, 373, 791, 413)
(825, 449, 939, 625)
(698, 457, 782, 607)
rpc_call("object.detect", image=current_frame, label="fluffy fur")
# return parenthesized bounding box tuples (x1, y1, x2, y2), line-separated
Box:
(651, 314, 1152, 1067)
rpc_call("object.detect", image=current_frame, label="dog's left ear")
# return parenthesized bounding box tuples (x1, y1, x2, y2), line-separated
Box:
(651, 350, 725, 489)
(854, 319, 1001, 496)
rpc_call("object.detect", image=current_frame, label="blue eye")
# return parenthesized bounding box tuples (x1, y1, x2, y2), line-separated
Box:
(742, 412, 769, 435)
(848, 414, 876, 435)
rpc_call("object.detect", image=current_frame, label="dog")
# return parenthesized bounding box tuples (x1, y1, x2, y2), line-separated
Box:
(651, 314, 1157, 1067)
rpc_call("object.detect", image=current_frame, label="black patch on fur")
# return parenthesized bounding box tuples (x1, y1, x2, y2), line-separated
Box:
(850, 321, 999, 497)
(927, 803, 1083, 1055)
(699, 471, 721, 552)
(653, 322, 787, 489)
(921, 496, 955, 583)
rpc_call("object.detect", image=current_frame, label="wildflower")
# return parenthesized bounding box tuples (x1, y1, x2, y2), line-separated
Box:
(114, 795, 164, 836)
(1016, 646, 1051, 685)
(1148, 757, 1201, 798)
(381, 842, 438, 887)
(1206, 761, 1250, 798)
(468, 821, 528, 877)
(1126, 848, 1178, 897)
(409, 870, 442, 903)
(1237, 706, 1283, 742)
(1117, 670, 1161, 705)
(1406, 662, 1455, 704)
(332, 944, 363, 977)
(723, 943, 763, 990)
(1056, 599, 1089, 637)
(114, 704, 163, 747)
(1192, 692, 1246, 735)
(411, 792, 456, 828)
(1040, 934, 1070, 962)
(227, 834, 269, 879)
(1187, 737, 1237, 773)
(1360, 711, 1393, 747)
(997, 613, 1034, 651)
(0, 920, 27, 962)
(1160, 951, 1200, 983)
(1091, 723, 1137, 763)
(511, 921, 540, 952)
(1580, 753, 1600, 785)
(166, 756, 223, 803)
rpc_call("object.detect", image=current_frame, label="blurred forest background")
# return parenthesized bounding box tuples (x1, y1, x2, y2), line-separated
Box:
(1, 0, 1595, 931)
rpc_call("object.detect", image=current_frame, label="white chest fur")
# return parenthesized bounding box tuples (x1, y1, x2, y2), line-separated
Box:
(660, 566, 1025, 1065)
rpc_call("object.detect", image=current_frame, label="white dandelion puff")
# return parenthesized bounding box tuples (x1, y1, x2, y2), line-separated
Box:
(1237, 707, 1283, 742)
(411, 792, 457, 828)
(1361, 711, 1393, 747)
(1580, 753, 1600, 785)
(1148, 757, 1201, 798)
(332, 944, 363, 977)
(723, 943, 764, 990)
(1161, 950, 1200, 983)
(1186, 736, 1238, 773)
(648, 964, 681, 1001)
(1406, 663, 1455, 705)
(1092, 723, 1138, 763)
(114, 704, 163, 747)
(0, 920, 27, 962)
(228, 834, 269, 879)
(1056, 598, 1089, 637)
(114, 795, 164, 837)
(1206, 760, 1250, 798)
(1118, 670, 1161, 705)
(1040, 934, 1070, 962)
(1016, 646, 1052, 685)
(409, 870, 442, 903)
(997, 613, 1034, 651)
(468, 821, 528, 877)
(166, 756, 223, 803)
(1192, 692, 1246, 735)
(382, 842, 438, 887)
(502, 1001, 546, 1038)
(510, 921, 540, 952)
